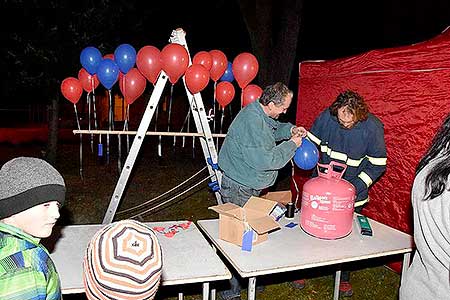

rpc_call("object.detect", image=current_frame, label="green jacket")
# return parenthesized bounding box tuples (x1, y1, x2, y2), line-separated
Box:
(218, 100, 297, 190)
(0, 222, 62, 300)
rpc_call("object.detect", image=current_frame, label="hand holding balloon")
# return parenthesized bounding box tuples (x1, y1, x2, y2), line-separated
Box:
(291, 135, 303, 147)
(291, 126, 307, 138)
(293, 138, 319, 170)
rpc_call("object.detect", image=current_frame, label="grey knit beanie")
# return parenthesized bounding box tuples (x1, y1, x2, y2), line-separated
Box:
(0, 157, 66, 219)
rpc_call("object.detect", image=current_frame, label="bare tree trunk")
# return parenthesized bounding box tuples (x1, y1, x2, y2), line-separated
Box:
(46, 88, 59, 165)
(238, 0, 303, 87)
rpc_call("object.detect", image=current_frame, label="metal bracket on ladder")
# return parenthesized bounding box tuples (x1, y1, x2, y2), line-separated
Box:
(102, 28, 222, 224)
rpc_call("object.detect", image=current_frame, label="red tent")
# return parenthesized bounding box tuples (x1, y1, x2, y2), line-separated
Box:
(293, 27, 450, 240)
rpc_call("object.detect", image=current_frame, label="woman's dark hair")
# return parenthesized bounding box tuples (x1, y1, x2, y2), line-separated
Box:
(416, 113, 450, 200)
(329, 90, 369, 122)
(259, 82, 293, 106)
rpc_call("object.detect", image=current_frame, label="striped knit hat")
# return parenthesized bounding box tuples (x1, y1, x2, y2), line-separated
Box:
(83, 220, 163, 300)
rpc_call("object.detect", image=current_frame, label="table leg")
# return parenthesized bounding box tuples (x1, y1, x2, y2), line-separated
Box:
(211, 288, 216, 300)
(334, 270, 341, 300)
(401, 252, 411, 286)
(248, 277, 256, 300)
(203, 282, 210, 300)
(178, 292, 183, 300)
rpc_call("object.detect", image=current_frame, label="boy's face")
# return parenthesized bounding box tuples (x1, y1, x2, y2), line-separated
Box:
(10, 201, 60, 239)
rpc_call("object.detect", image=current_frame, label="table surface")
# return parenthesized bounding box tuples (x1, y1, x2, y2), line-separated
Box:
(197, 214, 413, 278)
(46, 220, 231, 294)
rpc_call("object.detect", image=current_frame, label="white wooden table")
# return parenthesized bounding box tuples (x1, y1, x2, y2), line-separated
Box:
(46, 221, 231, 300)
(197, 214, 413, 300)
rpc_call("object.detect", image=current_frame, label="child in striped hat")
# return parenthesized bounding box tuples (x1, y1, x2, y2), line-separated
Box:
(83, 219, 163, 300)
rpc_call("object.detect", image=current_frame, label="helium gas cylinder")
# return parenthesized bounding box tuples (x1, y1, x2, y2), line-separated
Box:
(300, 161, 356, 239)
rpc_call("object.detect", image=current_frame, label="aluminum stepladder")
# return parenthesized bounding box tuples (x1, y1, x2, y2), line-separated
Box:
(102, 29, 222, 224)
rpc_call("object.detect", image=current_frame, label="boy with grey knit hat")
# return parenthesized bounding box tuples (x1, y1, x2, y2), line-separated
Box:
(0, 157, 65, 300)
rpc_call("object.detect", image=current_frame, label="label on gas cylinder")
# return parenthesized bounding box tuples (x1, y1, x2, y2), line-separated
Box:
(310, 214, 327, 223)
(323, 224, 336, 231)
(305, 219, 321, 229)
(331, 196, 353, 211)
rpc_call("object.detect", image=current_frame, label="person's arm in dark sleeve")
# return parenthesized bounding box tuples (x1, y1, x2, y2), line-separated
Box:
(306, 110, 328, 147)
(350, 120, 387, 205)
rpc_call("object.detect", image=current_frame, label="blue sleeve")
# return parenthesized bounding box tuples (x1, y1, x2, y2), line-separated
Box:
(308, 110, 329, 146)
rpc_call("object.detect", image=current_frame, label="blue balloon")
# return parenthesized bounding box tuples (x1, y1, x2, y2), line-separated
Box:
(114, 44, 136, 74)
(294, 138, 319, 170)
(220, 61, 234, 82)
(97, 59, 119, 90)
(80, 46, 102, 75)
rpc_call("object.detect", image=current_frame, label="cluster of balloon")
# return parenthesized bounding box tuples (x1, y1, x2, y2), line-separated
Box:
(209, 50, 227, 83)
(61, 77, 83, 108)
(216, 81, 235, 109)
(161, 43, 189, 85)
(60, 76, 84, 178)
(293, 138, 320, 170)
(232, 52, 260, 108)
(242, 84, 263, 107)
(185, 64, 209, 95)
(193, 51, 212, 71)
(119, 68, 146, 106)
(220, 62, 234, 82)
(160, 43, 189, 148)
(136, 45, 161, 85)
(184, 62, 211, 149)
(78, 68, 99, 94)
(215, 81, 236, 146)
(60, 76, 83, 135)
(114, 44, 136, 74)
(135, 45, 163, 152)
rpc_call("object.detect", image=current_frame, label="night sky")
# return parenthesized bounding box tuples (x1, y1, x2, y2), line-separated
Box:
(1, 0, 450, 108)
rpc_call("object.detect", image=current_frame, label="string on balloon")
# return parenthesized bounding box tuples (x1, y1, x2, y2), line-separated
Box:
(155, 99, 161, 157)
(290, 159, 300, 207)
(73, 102, 83, 180)
(168, 84, 174, 148)
(123, 103, 130, 153)
(107, 89, 113, 164)
(219, 105, 225, 150)
(61, 77, 84, 179)
(86, 90, 92, 153)
(179, 96, 196, 158)
(213, 81, 219, 150)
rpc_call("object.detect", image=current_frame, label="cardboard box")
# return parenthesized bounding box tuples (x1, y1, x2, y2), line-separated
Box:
(209, 196, 281, 246)
(261, 190, 292, 205)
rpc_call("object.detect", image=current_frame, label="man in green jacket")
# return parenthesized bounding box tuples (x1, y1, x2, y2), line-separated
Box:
(218, 82, 306, 300)
(219, 81, 306, 207)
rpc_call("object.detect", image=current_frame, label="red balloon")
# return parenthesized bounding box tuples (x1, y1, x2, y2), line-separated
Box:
(136, 45, 161, 85)
(119, 68, 146, 105)
(185, 64, 210, 94)
(78, 68, 99, 93)
(103, 53, 115, 60)
(193, 51, 212, 71)
(61, 77, 83, 104)
(215, 81, 235, 109)
(242, 84, 263, 107)
(160, 43, 189, 85)
(209, 50, 227, 82)
(232, 52, 259, 89)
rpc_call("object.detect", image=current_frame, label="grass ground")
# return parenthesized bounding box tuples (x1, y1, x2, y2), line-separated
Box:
(0, 138, 402, 300)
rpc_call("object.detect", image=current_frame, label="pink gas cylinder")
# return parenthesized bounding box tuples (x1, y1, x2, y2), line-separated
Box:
(300, 161, 356, 239)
